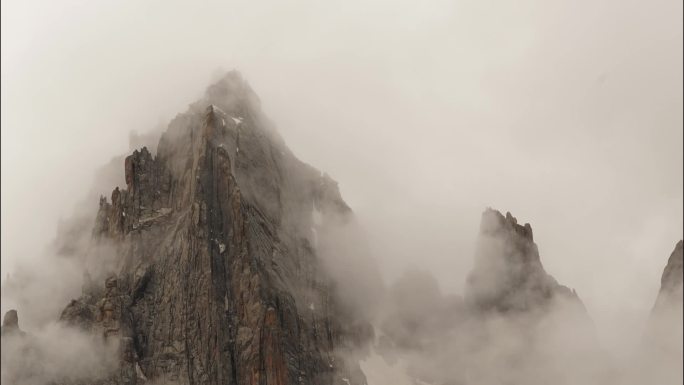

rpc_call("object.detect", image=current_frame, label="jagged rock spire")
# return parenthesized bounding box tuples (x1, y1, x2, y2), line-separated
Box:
(1, 310, 22, 337)
(466, 208, 583, 313)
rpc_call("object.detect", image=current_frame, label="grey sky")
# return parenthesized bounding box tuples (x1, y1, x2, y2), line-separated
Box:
(1, 0, 682, 355)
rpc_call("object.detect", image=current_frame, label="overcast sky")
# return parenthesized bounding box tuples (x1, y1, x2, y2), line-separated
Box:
(2, 0, 682, 354)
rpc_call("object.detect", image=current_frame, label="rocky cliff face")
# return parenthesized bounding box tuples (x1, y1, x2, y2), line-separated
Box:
(1, 310, 25, 338)
(631, 240, 683, 385)
(53, 71, 371, 385)
(652, 240, 683, 313)
(644, 240, 683, 343)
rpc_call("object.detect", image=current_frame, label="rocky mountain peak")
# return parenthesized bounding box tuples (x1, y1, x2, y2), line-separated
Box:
(50, 72, 372, 385)
(480, 208, 534, 241)
(466, 208, 581, 313)
(199, 70, 262, 123)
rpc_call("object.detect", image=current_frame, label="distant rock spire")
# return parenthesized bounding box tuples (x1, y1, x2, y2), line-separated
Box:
(1, 309, 24, 337)
(466, 208, 583, 313)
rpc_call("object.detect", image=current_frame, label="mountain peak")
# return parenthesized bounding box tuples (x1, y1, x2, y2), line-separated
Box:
(52, 73, 371, 385)
(203, 70, 260, 115)
(481, 208, 534, 241)
(467, 208, 580, 313)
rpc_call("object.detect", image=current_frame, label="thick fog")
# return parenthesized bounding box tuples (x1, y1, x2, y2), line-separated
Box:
(1, 0, 682, 383)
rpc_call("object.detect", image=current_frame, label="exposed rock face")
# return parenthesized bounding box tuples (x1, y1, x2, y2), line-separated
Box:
(633, 240, 684, 385)
(58, 71, 371, 385)
(1, 309, 25, 337)
(652, 240, 683, 312)
(465, 209, 585, 313)
(1, 310, 37, 385)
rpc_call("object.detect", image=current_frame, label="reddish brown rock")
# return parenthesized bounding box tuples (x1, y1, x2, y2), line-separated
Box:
(59, 71, 371, 385)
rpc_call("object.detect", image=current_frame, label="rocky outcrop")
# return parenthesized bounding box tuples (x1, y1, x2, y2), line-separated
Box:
(652, 240, 683, 313)
(632, 240, 684, 385)
(1, 310, 40, 385)
(58, 71, 371, 385)
(1, 309, 25, 337)
(465, 209, 585, 314)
